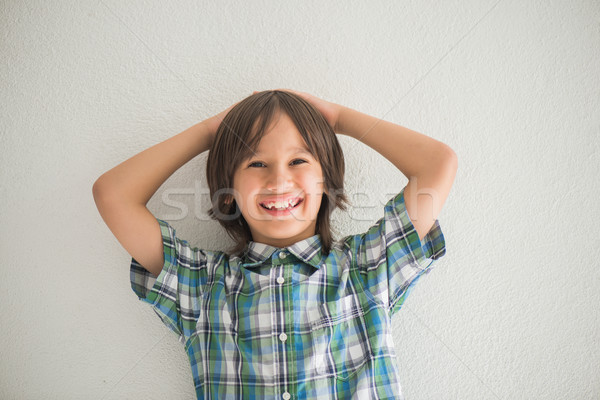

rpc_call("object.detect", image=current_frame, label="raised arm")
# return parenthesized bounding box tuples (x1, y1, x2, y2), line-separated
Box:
(273, 89, 457, 241)
(92, 103, 236, 277)
(337, 106, 457, 241)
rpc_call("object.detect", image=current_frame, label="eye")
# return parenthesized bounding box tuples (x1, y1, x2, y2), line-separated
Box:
(247, 159, 306, 168)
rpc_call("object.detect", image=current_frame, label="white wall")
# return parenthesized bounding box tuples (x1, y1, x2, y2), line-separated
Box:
(1, 1, 599, 399)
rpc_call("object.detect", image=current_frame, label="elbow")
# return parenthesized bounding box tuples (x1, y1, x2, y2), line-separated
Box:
(431, 144, 458, 173)
(430, 145, 457, 183)
(92, 179, 101, 201)
(92, 176, 112, 204)
(435, 143, 457, 167)
(92, 177, 104, 199)
(440, 146, 458, 184)
(414, 145, 457, 181)
(445, 146, 458, 172)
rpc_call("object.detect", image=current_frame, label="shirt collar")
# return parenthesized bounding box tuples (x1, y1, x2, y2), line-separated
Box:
(242, 234, 323, 269)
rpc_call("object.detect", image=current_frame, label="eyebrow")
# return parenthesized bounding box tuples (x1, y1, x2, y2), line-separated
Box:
(254, 147, 312, 156)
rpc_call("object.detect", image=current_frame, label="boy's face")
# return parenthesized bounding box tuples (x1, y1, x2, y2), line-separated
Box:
(230, 112, 326, 248)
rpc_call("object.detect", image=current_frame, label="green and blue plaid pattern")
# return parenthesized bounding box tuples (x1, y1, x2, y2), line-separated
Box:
(130, 186, 446, 399)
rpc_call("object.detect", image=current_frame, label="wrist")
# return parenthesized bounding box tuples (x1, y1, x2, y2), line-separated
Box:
(194, 120, 215, 153)
(332, 104, 344, 133)
(202, 116, 218, 140)
(335, 106, 355, 136)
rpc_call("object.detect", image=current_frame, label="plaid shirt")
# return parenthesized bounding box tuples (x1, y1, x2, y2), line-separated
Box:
(130, 186, 446, 399)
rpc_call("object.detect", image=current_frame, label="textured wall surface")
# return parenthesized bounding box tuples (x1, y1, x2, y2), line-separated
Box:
(1, 1, 599, 399)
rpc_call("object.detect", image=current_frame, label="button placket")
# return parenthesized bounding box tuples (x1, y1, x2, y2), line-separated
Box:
(282, 257, 296, 399)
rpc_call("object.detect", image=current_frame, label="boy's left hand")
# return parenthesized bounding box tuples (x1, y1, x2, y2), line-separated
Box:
(253, 89, 342, 132)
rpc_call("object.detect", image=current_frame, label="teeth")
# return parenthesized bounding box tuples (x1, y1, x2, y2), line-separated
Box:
(261, 198, 300, 210)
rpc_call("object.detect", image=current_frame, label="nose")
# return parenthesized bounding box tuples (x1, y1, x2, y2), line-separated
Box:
(265, 164, 294, 193)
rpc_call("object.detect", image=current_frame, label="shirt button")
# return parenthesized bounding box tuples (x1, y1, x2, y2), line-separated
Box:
(277, 276, 285, 284)
(279, 333, 287, 342)
(282, 393, 291, 400)
(279, 251, 287, 258)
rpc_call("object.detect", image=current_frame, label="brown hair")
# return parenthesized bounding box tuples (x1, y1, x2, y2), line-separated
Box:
(206, 90, 349, 257)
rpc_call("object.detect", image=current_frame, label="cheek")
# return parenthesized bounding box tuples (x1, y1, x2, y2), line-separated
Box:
(234, 180, 260, 209)
(303, 180, 325, 210)
(304, 172, 325, 193)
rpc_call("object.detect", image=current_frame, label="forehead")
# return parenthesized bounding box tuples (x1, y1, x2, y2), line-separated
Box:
(253, 146, 312, 156)
(249, 115, 312, 155)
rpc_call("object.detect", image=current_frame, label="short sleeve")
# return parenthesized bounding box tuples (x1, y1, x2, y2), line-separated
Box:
(352, 187, 446, 317)
(130, 218, 209, 344)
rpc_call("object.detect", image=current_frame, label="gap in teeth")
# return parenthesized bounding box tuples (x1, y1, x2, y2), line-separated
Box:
(262, 198, 300, 210)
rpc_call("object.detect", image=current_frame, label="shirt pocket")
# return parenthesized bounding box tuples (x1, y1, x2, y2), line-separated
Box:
(307, 294, 372, 381)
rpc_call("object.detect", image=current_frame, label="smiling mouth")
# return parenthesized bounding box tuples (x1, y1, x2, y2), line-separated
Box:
(259, 197, 304, 211)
